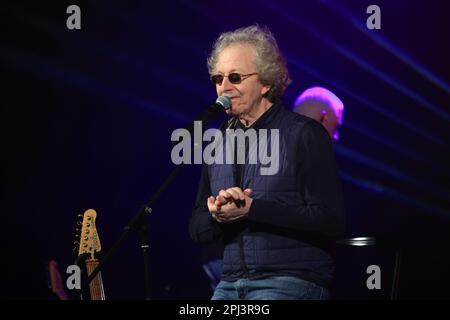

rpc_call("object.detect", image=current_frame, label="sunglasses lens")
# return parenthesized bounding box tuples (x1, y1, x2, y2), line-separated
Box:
(228, 73, 242, 84)
(211, 75, 223, 85)
(212, 73, 248, 85)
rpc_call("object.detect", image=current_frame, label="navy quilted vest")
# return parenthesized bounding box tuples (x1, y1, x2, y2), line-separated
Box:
(208, 103, 335, 287)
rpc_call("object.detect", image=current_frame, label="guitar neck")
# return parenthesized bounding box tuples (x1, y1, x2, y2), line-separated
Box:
(85, 259, 105, 300)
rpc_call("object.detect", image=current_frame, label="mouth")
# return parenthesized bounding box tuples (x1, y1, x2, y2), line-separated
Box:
(228, 96, 240, 105)
(230, 98, 239, 111)
(223, 93, 239, 99)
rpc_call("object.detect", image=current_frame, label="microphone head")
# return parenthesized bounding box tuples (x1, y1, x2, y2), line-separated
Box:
(216, 95, 231, 110)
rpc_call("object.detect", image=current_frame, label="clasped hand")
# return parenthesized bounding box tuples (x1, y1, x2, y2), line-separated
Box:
(207, 187, 253, 223)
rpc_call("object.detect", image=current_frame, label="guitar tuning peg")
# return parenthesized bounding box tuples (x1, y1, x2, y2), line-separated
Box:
(74, 234, 80, 238)
(76, 221, 82, 226)
(75, 227, 80, 232)
(77, 214, 83, 218)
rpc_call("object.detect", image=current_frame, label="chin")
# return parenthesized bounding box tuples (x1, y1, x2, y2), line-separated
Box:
(227, 105, 241, 116)
(231, 104, 248, 115)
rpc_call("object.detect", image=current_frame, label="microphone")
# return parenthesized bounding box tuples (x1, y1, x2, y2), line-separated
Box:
(215, 95, 232, 109)
(171, 96, 231, 146)
(197, 95, 231, 123)
(184, 96, 231, 135)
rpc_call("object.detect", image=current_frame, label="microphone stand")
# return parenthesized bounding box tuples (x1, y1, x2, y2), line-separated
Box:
(86, 100, 228, 299)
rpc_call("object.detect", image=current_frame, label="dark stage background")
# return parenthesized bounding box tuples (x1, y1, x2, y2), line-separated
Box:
(2, 0, 449, 299)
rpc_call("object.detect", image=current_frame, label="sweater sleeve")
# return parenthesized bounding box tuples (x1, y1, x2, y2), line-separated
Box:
(189, 164, 223, 243)
(247, 120, 345, 237)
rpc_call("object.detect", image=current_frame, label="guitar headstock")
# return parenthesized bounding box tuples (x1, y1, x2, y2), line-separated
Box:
(75, 209, 101, 260)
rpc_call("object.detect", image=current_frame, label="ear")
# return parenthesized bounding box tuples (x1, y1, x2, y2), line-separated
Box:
(320, 109, 327, 123)
(261, 85, 271, 97)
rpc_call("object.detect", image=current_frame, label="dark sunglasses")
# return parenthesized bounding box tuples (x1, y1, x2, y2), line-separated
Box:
(211, 72, 258, 85)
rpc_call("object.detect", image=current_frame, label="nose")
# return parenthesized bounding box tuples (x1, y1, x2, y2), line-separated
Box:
(217, 76, 235, 96)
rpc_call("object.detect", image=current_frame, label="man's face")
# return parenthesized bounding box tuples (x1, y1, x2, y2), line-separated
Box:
(214, 44, 270, 117)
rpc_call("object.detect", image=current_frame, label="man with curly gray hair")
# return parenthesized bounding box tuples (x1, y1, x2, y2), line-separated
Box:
(190, 25, 344, 300)
(207, 24, 291, 108)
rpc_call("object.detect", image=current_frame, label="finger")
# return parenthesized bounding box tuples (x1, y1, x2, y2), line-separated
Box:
(217, 191, 232, 204)
(218, 190, 232, 201)
(214, 201, 222, 212)
(230, 186, 243, 193)
(215, 195, 224, 204)
(226, 188, 242, 201)
(207, 196, 218, 212)
(226, 214, 245, 222)
(244, 188, 252, 196)
(232, 187, 246, 208)
(212, 213, 225, 223)
(224, 189, 242, 208)
(231, 187, 245, 201)
(215, 195, 227, 209)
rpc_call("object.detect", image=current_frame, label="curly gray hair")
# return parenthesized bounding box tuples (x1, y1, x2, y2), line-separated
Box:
(207, 24, 291, 103)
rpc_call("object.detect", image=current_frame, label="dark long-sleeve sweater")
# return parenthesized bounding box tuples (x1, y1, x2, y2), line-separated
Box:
(189, 104, 344, 244)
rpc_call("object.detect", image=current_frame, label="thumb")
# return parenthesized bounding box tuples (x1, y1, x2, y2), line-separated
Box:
(244, 188, 253, 196)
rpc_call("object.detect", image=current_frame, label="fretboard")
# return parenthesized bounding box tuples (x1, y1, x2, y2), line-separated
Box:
(85, 259, 105, 300)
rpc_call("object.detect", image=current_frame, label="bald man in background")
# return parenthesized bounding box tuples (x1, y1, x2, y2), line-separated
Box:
(293, 87, 344, 142)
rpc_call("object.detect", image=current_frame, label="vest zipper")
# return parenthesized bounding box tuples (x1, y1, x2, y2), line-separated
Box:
(238, 133, 250, 278)
(239, 236, 250, 278)
(231, 126, 251, 279)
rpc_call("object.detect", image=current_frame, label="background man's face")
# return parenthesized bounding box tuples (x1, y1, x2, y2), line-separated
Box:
(214, 44, 268, 117)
